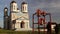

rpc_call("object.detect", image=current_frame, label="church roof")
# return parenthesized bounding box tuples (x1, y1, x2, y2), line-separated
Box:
(11, 1, 16, 3)
(22, 2, 27, 4)
(16, 16, 29, 20)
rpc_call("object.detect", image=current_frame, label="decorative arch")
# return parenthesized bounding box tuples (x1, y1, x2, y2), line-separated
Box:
(20, 21, 25, 28)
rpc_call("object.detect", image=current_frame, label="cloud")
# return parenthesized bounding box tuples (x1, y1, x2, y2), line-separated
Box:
(28, 0, 60, 25)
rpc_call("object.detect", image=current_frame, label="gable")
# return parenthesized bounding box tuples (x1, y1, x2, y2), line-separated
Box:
(16, 16, 29, 20)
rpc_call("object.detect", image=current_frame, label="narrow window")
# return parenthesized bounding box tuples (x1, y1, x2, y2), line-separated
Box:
(14, 5, 15, 10)
(23, 6, 24, 11)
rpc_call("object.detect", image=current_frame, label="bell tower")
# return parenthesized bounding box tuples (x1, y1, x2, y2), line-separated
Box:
(21, 2, 28, 13)
(10, 1, 18, 29)
(10, 1, 18, 20)
(10, 1, 18, 12)
(4, 7, 8, 29)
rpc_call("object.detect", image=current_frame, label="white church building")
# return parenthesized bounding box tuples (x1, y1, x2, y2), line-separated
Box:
(4, 1, 32, 31)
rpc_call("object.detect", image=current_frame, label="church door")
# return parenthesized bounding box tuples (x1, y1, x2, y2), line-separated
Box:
(21, 21, 25, 28)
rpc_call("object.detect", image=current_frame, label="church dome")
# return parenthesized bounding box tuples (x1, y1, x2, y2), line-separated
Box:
(22, 2, 27, 4)
(4, 7, 8, 9)
(11, 1, 16, 3)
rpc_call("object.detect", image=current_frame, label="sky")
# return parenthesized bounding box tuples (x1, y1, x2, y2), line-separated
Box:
(0, 0, 60, 28)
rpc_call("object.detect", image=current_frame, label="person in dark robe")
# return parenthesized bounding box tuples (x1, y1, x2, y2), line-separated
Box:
(54, 24, 59, 34)
(46, 22, 51, 34)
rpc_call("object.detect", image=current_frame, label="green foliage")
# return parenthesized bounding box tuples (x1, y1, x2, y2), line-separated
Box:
(0, 29, 59, 34)
(0, 29, 36, 34)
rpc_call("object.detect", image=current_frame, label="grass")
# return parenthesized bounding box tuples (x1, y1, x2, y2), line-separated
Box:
(0, 29, 60, 34)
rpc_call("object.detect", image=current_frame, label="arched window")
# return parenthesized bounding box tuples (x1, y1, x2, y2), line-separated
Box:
(14, 5, 15, 10)
(20, 21, 25, 28)
(23, 6, 24, 11)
